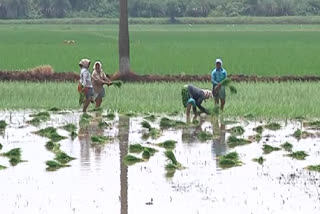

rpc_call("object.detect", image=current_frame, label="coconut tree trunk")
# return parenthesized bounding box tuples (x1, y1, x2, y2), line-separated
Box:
(119, 0, 130, 75)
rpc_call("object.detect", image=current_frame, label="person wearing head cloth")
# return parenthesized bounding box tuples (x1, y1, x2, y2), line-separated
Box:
(181, 84, 213, 122)
(91, 61, 113, 108)
(79, 59, 94, 112)
(211, 58, 227, 111)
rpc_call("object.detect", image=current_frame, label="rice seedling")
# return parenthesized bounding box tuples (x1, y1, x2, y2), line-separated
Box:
(197, 131, 213, 142)
(129, 144, 144, 154)
(104, 112, 116, 120)
(227, 136, 251, 148)
(148, 128, 161, 139)
(220, 78, 237, 94)
(79, 113, 92, 127)
(292, 129, 313, 139)
(54, 151, 76, 164)
(265, 123, 281, 131)
(144, 114, 156, 122)
(156, 140, 177, 150)
(253, 125, 264, 134)
(306, 164, 320, 172)
(142, 150, 151, 160)
(61, 123, 76, 133)
(253, 156, 265, 165)
(123, 155, 144, 166)
(46, 160, 69, 171)
(263, 144, 281, 154)
(1, 148, 24, 166)
(0, 143, 2, 150)
(160, 117, 186, 129)
(112, 81, 123, 88)
(141, 120, 152, 130)
(304, 121, 320, 129)
(0, 120, 7, 130)
(45, 141, 61, 153)
(281, 142, 293, 152)
(28, 111, 50, 126)
(48, 107, 61, 112)
(255, 134, 262, 142)
(228, 126, 245, 136)
(0, 165, 6, 170)
(91, 135, 110, 145)
(70, 131, 77, 140)
(35, 127, 66, 142)
(218, 152, 242, 169)
(286, 151, 308, 160)
(9, 156, 24, 166)
(144, 147, 158, 156)
(165, 151, 185, 170)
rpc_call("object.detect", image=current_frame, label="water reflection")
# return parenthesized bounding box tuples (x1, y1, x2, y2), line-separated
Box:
(211, 116, 227, 157)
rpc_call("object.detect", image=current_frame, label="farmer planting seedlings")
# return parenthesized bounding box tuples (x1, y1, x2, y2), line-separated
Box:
(181, 84, 213, 122)
(78, 59, 94, 112)
(92, 61, 113, 108)
(211, 58, 227, 111)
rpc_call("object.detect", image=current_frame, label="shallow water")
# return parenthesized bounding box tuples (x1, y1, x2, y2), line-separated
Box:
(0, 111, 320, 214)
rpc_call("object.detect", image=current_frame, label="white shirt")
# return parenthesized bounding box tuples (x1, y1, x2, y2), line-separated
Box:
(80, 68, 93, 88)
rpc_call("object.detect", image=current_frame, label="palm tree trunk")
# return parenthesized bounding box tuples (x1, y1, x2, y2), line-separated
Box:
(119, 0, 130, 75)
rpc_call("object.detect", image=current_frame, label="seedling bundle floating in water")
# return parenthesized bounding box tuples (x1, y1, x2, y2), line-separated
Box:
(197, 131, 213, 142)
(165, 150, 185, 170)
(141, 120, 161, 139)
(286, 151, 308, 160)
(253, 156, 265, 165)
(46, 160, 70, 171)
(123, 155, 144, 166)
(35, 127, 66, 142)
(0, 120, 7, 131)
(61, 123, 77, 140)
(218, 152, 242, 169)
(263, 144, 281, 154)
(156, 140, 177, 150)
(228, 126, 245, 136)
(160, 117, 186, 129)
(281, 142, 293, 152)
(253, 125, 264, 135)
(91, 135, 110, 145)
(292, 129, 313, 139)
(1, 148, 25, 166)
(306, 164, 320, 172)
(125, 144, 158, 164)
(265, 123, 281, 131)
(28, 111, 50, 126)
(227, 136, 251, 148)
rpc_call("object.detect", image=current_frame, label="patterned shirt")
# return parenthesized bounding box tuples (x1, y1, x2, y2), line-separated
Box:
(211, 68, 227, 86)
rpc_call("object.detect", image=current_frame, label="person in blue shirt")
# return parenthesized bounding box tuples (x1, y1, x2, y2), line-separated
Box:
(211, 58, 227, 111)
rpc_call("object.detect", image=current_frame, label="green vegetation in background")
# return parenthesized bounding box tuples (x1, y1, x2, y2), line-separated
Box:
(1, 24, 320, 76)
(1, 82, 320, 119)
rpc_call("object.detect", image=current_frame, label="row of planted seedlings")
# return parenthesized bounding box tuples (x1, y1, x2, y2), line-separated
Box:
(123, 115, 188, 178)
(219, 120, 320, 171)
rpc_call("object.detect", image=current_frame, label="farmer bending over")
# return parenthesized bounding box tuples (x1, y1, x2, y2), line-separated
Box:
(211, 58, 227, 111)
(92, 61, 113, 108)
(182, 84, 213, 122)
(79, 59, 94, 112)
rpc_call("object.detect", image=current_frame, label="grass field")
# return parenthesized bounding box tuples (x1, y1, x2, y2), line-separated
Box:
(1, 82, 319, 119)
(1, 24, 320, 76)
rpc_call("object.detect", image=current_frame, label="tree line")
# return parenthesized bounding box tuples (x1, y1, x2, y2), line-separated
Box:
(1, 0, 320, 19)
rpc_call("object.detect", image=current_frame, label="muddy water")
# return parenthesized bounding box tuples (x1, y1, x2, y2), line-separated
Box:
(0, 111, 319, 214)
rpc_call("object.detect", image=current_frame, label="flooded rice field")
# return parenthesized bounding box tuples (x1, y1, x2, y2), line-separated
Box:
(0, 111, 320, 214)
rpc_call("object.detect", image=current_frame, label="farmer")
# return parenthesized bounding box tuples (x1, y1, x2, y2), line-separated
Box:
(92, 61, 113, 108)
(79, 59, 94, 112)
(182, 84, 213, 122)
(211, 58, 227, 111)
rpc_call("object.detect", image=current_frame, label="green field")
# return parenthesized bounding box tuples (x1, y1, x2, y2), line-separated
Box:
(1, 81, 319, 119)
(1, 24, 320, 76)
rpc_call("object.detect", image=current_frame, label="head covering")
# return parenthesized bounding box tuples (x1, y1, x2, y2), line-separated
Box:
(203, 90, 213, 99)
(93, 61, 103, 72)
(215, 58, 223, 65)
(79, 59, 91, 68)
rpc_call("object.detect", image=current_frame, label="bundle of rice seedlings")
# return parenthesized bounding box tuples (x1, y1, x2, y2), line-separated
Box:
(252, 156, 265, 165)
(220, 78, 237, 94)
(253, 125, 264, 134)
(27, 111, 51, 126)
(265, 123, 281, 131)
(286, 151, 308, 160)
(227, 136, 251, 148)
(129, 144, 144, 153)
(35, 127, 66, 142)
(45, 141, 61, 153)
(164, 151, 185, 170)
(160, 117, 186, 129)
(54, 151, 76, 164)
(49, 107, 61, 112)
(91, 135, 110, 145)
(144, 114, 156, 122)
(0, 165, 7, 170)
(292, 129, 313, 139)
(141, 120, 152, 131)
(104, 112, 116, 120)
(229, 126, 245, 136)
(79, 113, 92, 127)
(142, 150, 151, 160)
(197, 131, 213, 142)
(281, 142, 293, 152)
(156, 140, 177, 150)
(46, 160, 69, 171)
(306, 164, 320, 172)
(218, 152, 242, 169)
(112, 81, 123, 88)
(123, 155, 144, 166)
(263, 144, 281, 154)
(2, 148, 24, 166)
(61, 124, 76, 133)
(0, 143, 2, 150)
(0, 120, 7, 131)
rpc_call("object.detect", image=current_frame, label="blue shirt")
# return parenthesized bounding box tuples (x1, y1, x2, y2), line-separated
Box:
(211, 68, 227, 85)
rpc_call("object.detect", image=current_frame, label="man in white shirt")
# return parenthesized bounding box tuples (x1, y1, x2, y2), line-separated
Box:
(79, 59, 93, 112)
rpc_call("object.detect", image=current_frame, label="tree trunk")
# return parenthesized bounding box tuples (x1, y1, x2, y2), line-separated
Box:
(119, 0, 130, 75)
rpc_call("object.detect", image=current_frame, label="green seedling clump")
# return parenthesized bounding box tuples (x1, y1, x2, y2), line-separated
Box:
(218, 152, 242, 169)
(281, 142, 293, 152)
(49, 107, 61, 112)
(129, 144, 144, 154)
(28, 111, 50, 126)
(197, 131, 213, 142)
(160, 117, 186, 129)
(229, 126, 245, 136)
(45, 141, 61, 153)
(253, 125, 264, 134)
(253, 156, 265, 165)
(227, 136, 251, 148)
(142, 150, 151, 160)
(0, 165, 7, 170)
(79, 113, 92, 127)
(61, 124, 77, 140)
(304, 121, 320, 129)
(104, 113, 116, 120)
(144, 147, 158, 156)
(91, 135, 110, 145)
(156, 140, 177, 150)
(293, 129, 313, 139)
(46, 160, 69, 171)
(255, 134, 262, 142)
(123, 155, 144, 166)
(306, 164, 320, 172)
(2, 148, 24, 166)
(35, 127, 66, 142)
(0, 143, 2, 150)
(286, 151, 308, 160)
(265, 123, 281, 131)
(54, 151, 76, 164)
(141, 120, 152, 130)
(263, 144, 281, 154)
(144, 114, 156, 122)
(0, 120, 8, 130)
(165, 150, 185, 170)
(112, 81, 123, 88)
